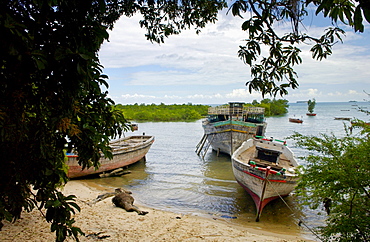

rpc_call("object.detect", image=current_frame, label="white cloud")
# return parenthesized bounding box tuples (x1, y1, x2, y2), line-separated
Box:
(121, 93, 156, 99)
(99, 10, 370, 104)
(327, 90, 364, 97)
(115, 88, 268, 104)
(225, 89, 262, 99)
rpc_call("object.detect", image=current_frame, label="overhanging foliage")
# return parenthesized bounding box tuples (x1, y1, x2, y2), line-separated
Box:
(0, 1, 225, 241)
(229, 0, 369, 96)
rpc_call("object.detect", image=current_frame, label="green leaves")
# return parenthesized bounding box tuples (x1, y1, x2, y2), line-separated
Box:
(238, 40, 260, 65)
(231, 0, 306, 96)
(0, 1, 221, 240)
(244, 42, 301, 97)
(228, 0, 368, 96)
(354, 5, 364, 32)
(250, 98, 289, 116)
(229, 0, 249, 17)
(310, 27, 344, 60)
(289, 130, 370, 241)
(307, 98, 316, 113)
(134, 0, 226, 43)
(1, 0, 131, 240)
(45, 192, 83, 242)
(308, 0, 369, 33)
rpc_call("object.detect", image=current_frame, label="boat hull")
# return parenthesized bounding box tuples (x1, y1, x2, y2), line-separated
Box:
(232, 159, 298, 212)
(202, 120, 266, 155)
(231, 139, 299, 221)
(289, 118, 303, 123)
(66, 136, 154, 178)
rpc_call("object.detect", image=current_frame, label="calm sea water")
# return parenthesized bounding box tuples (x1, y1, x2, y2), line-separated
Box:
(81, 102, 369, 240)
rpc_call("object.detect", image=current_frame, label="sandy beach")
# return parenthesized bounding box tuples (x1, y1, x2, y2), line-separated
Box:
(1, 181, 309, 241)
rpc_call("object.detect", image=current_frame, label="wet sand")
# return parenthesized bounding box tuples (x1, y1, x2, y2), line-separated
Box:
(0, 181, 310, 241)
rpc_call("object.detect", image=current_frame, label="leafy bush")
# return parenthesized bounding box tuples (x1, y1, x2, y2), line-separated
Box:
(289, 130, 370, 241)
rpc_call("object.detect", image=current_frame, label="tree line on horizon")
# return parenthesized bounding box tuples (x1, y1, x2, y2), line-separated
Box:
(115, 103, 208, 121)
(115, 99, 289, 121)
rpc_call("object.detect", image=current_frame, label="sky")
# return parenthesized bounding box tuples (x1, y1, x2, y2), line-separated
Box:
(98, 8, 370, 105)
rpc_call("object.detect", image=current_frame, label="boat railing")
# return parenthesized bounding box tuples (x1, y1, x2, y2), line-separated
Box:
(208, 106, 265, 115)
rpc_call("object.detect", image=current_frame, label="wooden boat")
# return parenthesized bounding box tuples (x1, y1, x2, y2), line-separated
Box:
(130, 123, 138, 131)
(306, 113, 316, 116)
(66, 135, 154, 178)
(289, 118, 303, 123)
(197, 102, 266, 156)
(334, 117, 351, 121)
(231, 137, 299, 221)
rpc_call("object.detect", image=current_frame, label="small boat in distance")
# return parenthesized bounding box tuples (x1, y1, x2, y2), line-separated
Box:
(306, 113, 316, 116)
(66, 135, 154, 178)
(231, 137, 299, 221)
(289, 118, 303, 123)
(196, 102, 266, 157)
(130, 123, 138, 131)
(334, 117, 351, 121)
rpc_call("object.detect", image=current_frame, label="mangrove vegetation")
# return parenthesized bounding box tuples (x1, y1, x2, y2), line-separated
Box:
(115, 103, 209, 121)
(115, 99, 289, 122)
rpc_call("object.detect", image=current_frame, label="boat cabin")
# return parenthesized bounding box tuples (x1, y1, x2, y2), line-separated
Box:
(207, 102, 265, 124)
(255, 146, 282, 164)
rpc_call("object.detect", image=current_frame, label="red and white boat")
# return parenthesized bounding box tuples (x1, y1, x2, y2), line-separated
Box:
(289, 117, 303, 123)
(231, 137, 299, 221)
(66, 135, 154, 178)
(306, 113, 316, 116)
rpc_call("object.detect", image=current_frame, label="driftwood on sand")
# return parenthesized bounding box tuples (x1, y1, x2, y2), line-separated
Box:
(99, 168, 131, 178)
(88, 192, 117, 205)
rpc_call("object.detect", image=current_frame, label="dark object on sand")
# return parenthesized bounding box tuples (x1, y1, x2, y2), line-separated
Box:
(112, 188, 148, 215)
(86, 232, 110, 239)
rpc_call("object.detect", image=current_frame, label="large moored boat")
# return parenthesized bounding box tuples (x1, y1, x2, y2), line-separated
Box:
(196, 102, 266, 157)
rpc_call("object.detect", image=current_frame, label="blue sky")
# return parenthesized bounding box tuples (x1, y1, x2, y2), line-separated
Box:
(98, 10, 370, 105)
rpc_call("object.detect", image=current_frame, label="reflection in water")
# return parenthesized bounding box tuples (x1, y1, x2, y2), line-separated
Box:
(84, 158, 150, 187)
(201, 151, 253, 215)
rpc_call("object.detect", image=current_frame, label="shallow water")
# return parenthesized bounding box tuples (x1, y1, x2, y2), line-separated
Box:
(80, 102, 369, 241)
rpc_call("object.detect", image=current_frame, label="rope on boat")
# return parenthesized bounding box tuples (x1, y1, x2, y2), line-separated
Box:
(266, 178, 323, 241)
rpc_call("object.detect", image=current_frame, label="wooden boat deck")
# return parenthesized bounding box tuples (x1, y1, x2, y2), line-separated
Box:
(235, 146, 296, 172)
(110, 136, 151, 149)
